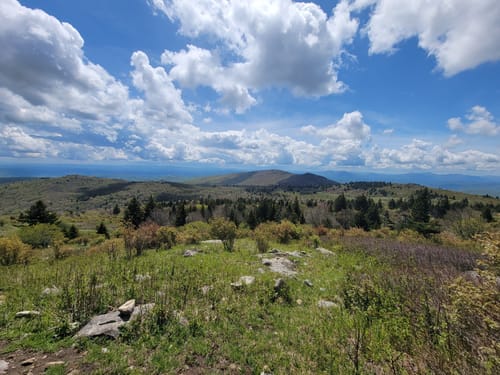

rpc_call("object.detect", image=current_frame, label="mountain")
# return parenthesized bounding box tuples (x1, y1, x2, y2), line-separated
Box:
(189, 170, 338, 188)
(320, 171, 500, 196)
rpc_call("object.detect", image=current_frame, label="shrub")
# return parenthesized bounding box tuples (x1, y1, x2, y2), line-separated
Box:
(254, 225, 270, 253)
(89, 238, 124, 260)
(274, 220, 300, 244)
(0, 235, 31, 265)
(210, 217, 237, 252)
(156, 226, 177, 249)
(452, 218, 485, 240)
(177, 221, 211, 244)
(18, 223, 64, 248)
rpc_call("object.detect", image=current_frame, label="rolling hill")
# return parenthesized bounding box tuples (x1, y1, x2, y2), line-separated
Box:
(189, 169, 338, 187)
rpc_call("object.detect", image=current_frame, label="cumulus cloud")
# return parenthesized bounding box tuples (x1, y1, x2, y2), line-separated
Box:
(152, 0, 359, 112)
(358, 0, 500, 76)
(447, 106, 499, 136)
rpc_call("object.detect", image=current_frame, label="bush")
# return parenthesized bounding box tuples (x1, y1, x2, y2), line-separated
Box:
(156, 226, 177, 249)
(254, 225, 270, 253)
(89, 238, 124, 260)
(177, 221, 211, 244)
(452, 218, 485, 240)
(123, 222, 160, 257)
(18, 223, 64, 248)
(210, 217, 237, 252)
(0, 235, 31, 265)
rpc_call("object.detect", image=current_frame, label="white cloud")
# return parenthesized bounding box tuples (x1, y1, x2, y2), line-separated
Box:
(382, 128, 394, 135)
(359, 0, 500, 76)
(152, 0, 359, 112)
(448, 106, 499, 136)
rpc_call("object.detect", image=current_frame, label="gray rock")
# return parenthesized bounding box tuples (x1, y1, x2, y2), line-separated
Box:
(0, 359, 9, 374)
(274, 278, 286, 292)
(316, 247, 335, 256)
(463, 270, 481, 285)
(262, 257, 297, 276)
(118, 299, 135, 318)
(45, 361, 65, 368)
(21, 357, 35, 366)
(200, 285, 212, 295)
(183, 249, 199, 257)
(75, 303, 155, 339)
(231, 275, 255, 289)
(134, 274, 151, 282)
(317, 299, 338, 309)
(15, 310, 40, 318)
(201, 239, 222, 244)
(304, 279, 313, 287)
(42, 286, 60, 296)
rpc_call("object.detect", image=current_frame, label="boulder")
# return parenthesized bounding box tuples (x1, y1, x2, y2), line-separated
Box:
(317, 300, 338, 309)
(0, 360, 9, 374)
(41, 286, 60, 296)
(316, 247, 335, 256)
(75, 303, 154, 339)
(118, 299, 135, 318)
(201, 240, 222, 244)
(183, 249, 199, 257)
(304, 279, 313, 287)
(262, 257, 297, 276)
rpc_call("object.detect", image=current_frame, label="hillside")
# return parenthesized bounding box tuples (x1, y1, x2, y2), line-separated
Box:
(189, 169, 337, 187)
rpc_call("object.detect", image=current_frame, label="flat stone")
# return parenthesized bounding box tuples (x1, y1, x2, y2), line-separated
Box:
(262, 257, 297, 276)
(239, 276, 255, 285)
(183, 249, 199, 257)
(46, 361, 65, 368)
(317, 300, 338, 309)
(304, 279, 313, 287)
(200, 285, 212, 295)
(41, 286, 60, 296)
(15, 310, 40, 318)
(134, 274, 151, 282)
(0, 360, 9, 374)
(201, 240, 222, 244)
(118, 299, 135, 317)
(316, 247, 335, 256)
(75, 303, 155, 339)
(21, 357, 35, 366)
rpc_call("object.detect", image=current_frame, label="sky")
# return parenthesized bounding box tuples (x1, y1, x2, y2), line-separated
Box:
(0, 0, 499, 175)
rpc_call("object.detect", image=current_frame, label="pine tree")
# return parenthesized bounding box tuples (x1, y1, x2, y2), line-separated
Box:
(19, 200, 58, 225)
(144, 195, 156, 219)
(123, 197, 144, 228)
(175, 203, 187, 227)
(96, 222, 110, 239)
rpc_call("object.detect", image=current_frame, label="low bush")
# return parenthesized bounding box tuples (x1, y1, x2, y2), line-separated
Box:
(0, 235, 31, 265)
(18, 223, 64, 248)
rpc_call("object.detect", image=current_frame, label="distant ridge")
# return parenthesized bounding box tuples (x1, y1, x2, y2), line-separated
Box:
(189, 170, 338, 188)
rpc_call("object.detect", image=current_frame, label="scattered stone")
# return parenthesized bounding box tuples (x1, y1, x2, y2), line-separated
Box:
(463, 270, 481, 285)
(41, 286, 60, 296)
(296, 299, 303, 305)
(200, 285, 212, 295)
(21, 357, 35, 366)
(317, 299, 338, 309)
(262, 257, 297, 276)
(134, 274, 151, 282)
(75, 303, 155, 339)
(231, 275, 255, 289)
(101, 347, 109, 354)
(45, 361, 65, 368)
(304, 279, 313, 287)
(15, 310, 40, 319)
(261, 364, 272, 375)
(183, 249, 199, 257)
(0, 360, 8, 374)
(319, 287, 326, 292)
(257, 267, 265, 274)
(118, 299, 135, 318)
(316, 247, 335, 256)
(201, 239, 222, 244)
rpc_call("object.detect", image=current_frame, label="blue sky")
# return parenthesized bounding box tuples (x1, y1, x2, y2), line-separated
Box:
(1, 0, 499, 175)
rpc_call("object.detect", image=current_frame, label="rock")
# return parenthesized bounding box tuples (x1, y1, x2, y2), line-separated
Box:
(45, 361, 65, 368)
(101, 347, 109, 354)
(183, 249, 199, 257)
(200, 285, 212, 295)
(463, 270, 481, 285)
(261, 365, 272, 375)
(118, 299, 135, 318)
(15, 310, 40, 319)
(257, 268, 265, 274)
(296, 299, 303, 305)
(316, 247, 335, 256)
(231, 276, 255, 289)
(317, 299, 337, 309)
(304, 279, 313, 287)
(319, 287, 326, 292)
(201, 240, 222, 244)
(75, 303, 155, 339)
(262, 257, 297, 276)
(274, 278, 286, 293)
(0, 294, 5, 305)
(41, 286, 60, 296)
(21, 357, 35, 366)
(134, 274, 151, 282)
(0, 360, 9, 374)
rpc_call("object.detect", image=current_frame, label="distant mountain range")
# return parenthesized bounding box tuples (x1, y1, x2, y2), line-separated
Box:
(189, 170, 337, 188)
(319, 171, 500, 196)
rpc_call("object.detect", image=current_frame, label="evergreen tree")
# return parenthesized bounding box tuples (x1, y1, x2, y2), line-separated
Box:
(482, 207, 494, 222)
(96, 222, 110, 239)
(67, 224, 79, 240)
(411, 188, 431, 223)
(333, 194, 347, 212)
(19, 200, 58, 225)
(144, 195, 156, 219)
(175, 203, 187, 227)
(112, 204, 121, 215)
(123, 197, 144, 228)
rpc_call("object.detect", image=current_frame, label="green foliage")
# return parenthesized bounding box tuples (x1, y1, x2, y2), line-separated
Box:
(18, 223, 64, 248)
(112, 204, 121, 215)
(156, 226, 177, 249)
(333, 193, 347, 212)
(0, 235, 31, 265)
(96, 221, 110, 239)
(177, 221, 211, 244)
(452, 217, 485, 239)
(66, 224, 79, 240)
(210, 217, 237, 251)
(411, 188, 431, 223)
(481, 207, 494, 222)
(123, 197, 144, 228)
(19, 200, 58, 225)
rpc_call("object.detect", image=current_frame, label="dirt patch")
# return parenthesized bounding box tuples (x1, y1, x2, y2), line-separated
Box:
(0, 341, 90, 375)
